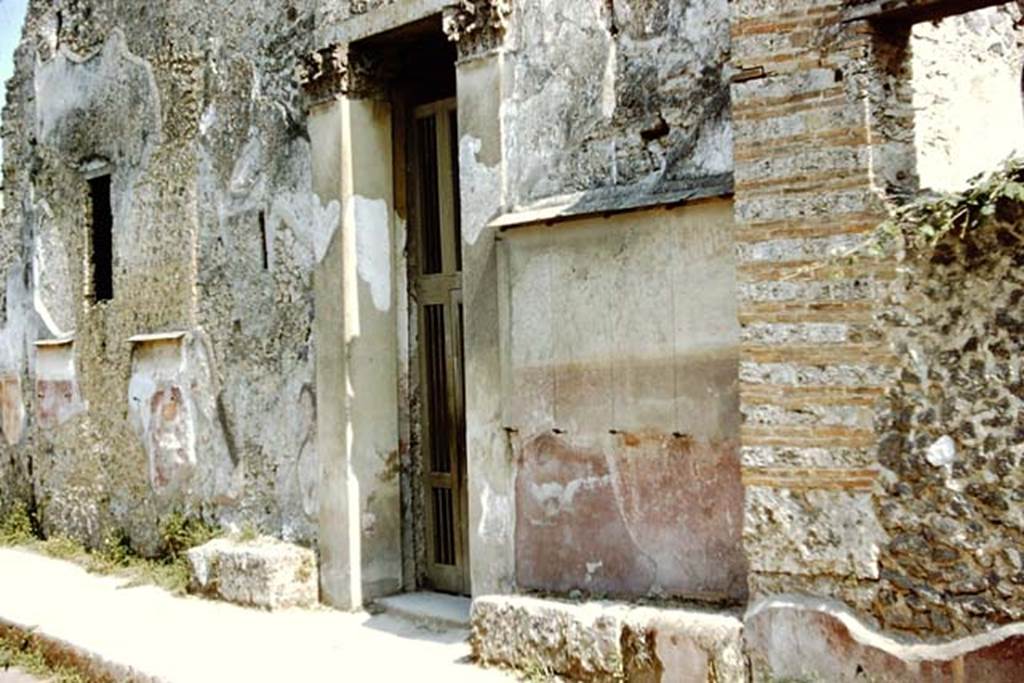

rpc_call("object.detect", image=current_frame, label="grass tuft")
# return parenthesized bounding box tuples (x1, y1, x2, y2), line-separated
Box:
(0, 504, 220, 595)
(0, 626, 91, 683)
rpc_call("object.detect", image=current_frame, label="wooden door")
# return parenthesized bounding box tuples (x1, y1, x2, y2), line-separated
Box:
(411, 98, 469, 595)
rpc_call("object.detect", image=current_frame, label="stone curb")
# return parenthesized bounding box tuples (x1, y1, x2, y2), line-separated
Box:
(0, 618, 161, 683)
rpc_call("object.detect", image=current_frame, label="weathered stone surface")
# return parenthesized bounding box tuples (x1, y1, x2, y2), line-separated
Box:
(910, 5, 1024, 191)
(33, 341, 85, 431)
(744, 486, 886, 580)
(503, 0, 732, 209)
(731, 0, 1024, 647)
(870, 212, 1024, 636)
(0, 0, 322, 553)
(471, 595, 745, 682)
(187, 537, 318, 610)
(746, 595, 1024, 683)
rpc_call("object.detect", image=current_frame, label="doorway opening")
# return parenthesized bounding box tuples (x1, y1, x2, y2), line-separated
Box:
(410, 96, 466, 595)
(358, 18, 468, 595)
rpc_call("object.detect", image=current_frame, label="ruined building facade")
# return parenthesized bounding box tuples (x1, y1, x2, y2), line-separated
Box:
(2, 0, 1024, 680)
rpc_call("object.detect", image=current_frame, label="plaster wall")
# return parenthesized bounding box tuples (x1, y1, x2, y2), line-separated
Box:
(911, 4, 1024, 191)
(308, 96, 403, 608)
(0, 0, 324, 553)
(499, 200, 746, 602)
(457, 51, 516, 597)
(502, 0, 732, 210)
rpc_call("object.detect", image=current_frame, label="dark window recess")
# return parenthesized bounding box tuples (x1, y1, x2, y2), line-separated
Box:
(258, 210, 269, 270)
(88, 175, 114, 302)
(416, 115, 443, 275)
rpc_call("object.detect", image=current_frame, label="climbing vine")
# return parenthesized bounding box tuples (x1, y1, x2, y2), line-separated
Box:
(869, 158, 1024, 257)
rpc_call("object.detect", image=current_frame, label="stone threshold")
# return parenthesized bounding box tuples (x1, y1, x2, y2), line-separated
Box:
(375, 591, 472, 629)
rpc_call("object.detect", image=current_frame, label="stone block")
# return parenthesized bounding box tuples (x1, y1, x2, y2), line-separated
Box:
(187, 538, 318, 610)
(471, 595, 745, 682)
(472, 595, 628, 679)
(744, 486, 886, 579)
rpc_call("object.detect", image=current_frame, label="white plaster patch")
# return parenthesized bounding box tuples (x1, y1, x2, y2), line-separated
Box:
(270, 192, 341, 267)
(459, 134, 500, 246)
(199, 104, 217, 137)
(926, 435, 957, 467)
(478, 483, 512, 542)
(353, 195, 391, 312)
(34, 30, 161, 169)
(229, 134, 264, 195)
(127, 339, 197, 493)
(31, 200, 72, 338)
(529, 475, 612, 517)
(0, 265, 34, 375)
(601, 39, 617, 119)
(35, 345, 75, 382)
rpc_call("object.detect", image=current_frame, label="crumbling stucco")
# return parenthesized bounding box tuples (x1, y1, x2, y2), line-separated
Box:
(0, 0, 323, 552)
(501, 200, 747, 602)
(503, 0, 732, 210)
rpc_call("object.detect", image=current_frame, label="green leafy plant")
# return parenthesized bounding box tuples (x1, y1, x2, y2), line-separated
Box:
(237, 521, 260, 543)
(867, 158, 1024, 258)
(0, 501, 35, 545)
(160, 511, 217, 561)
(0, 627, 90, 683)
(0, 505, 220, 595)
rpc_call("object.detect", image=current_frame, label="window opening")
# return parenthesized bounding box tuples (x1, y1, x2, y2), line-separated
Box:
(89, 174, 113, 302)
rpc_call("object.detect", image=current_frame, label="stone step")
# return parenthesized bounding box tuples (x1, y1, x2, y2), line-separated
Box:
(375, 592, 472, 630)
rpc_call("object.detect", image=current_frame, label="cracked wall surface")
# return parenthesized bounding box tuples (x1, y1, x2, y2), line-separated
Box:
(501, 200, 747, 603)
(502, 0, 732, 210)
(0, 0, 323, 553)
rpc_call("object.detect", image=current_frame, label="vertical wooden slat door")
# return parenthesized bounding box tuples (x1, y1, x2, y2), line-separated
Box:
(412, 99, 469, 595)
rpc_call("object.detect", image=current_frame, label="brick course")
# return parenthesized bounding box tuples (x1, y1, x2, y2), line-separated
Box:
(730, 0, 904, 591)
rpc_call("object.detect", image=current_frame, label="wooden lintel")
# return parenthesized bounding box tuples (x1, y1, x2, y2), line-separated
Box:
(843, 0, 1010, 24)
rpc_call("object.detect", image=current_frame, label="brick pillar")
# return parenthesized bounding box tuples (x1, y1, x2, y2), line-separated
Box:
(729, 2, 914, 594)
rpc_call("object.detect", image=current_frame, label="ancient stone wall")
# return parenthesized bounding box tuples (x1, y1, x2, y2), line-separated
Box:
(732, 0, 1024, 653)
(502, 0, 732, 210)
(873, 204, 1024, 637)
(730, 0, 907, 607)
(0, 0, 325, 553)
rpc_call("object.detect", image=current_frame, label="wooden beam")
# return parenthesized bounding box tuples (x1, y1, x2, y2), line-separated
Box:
(843, 0, 1012, 24)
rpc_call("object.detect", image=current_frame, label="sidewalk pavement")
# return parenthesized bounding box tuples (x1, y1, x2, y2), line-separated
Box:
(0, 548, 511, 682)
